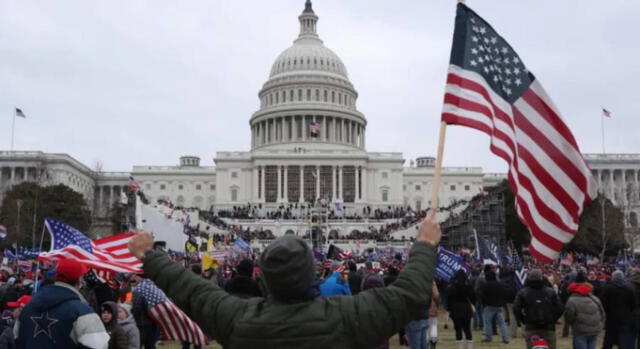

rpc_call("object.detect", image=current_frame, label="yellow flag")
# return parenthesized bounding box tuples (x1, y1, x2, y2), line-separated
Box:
(202, 255, 213, 271)
(207, 236, 214, 252)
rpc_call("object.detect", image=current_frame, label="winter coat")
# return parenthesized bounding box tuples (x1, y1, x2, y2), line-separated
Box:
(600, 279, 636, 326)
(141, 241, 438, 349)
(0, 316, 14, 349)
(513, 279, 564, 331)
(319, 272, 352, 297)
(224, 275, 262, 298)
(564, 283, 605, 336)
(102, 301, 128, 349)
(446, 281, 476, 320)
(15, 281, 110, 349)
(348, 271, 362, 295)
(627, 268, 640, 320)
(118, 304, 140, 349)
(481, 279, 506, 307)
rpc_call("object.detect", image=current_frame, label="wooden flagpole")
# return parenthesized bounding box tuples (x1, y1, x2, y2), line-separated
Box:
(430, 121, 448, 211)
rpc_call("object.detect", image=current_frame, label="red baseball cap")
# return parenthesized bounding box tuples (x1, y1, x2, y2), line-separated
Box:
(56, 259, 89, 283)
(7, 295, 31, 308)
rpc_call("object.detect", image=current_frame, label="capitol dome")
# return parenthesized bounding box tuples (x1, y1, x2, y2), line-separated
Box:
(250, 0, 366, 151)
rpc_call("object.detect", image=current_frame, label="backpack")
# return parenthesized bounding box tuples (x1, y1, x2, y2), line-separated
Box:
(524, 288, 554, 327)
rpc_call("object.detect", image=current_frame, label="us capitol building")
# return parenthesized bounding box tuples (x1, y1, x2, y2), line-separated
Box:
(1, 1, 639, 230)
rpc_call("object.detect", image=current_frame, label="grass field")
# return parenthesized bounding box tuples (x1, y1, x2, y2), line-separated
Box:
(160, 312, 598, 348)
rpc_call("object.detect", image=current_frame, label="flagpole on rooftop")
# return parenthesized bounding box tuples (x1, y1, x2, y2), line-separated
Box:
(601, 109, 606, 154)
(10, 107, 16, 151)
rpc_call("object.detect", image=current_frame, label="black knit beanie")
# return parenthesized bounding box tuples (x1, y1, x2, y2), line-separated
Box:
(259, 235, 315, 301)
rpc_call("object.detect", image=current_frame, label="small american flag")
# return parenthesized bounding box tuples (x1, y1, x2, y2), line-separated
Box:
(38, 219, 142, 274)
(309, 121, 321, 137)
(135, 279, 208, 346)
(15, 107, 26, 118)
(441, 4, 597, 262)
(338, 250, 353, 260)
(602, 107, 612, 118)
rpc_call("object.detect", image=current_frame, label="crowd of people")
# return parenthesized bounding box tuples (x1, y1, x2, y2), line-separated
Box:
(4, 211, 640, 349)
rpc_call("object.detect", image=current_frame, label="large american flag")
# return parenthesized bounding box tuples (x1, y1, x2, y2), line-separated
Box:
(134, 279, 208, 346)
(442, 4, 597, 262)
(38, 219, 142, 274)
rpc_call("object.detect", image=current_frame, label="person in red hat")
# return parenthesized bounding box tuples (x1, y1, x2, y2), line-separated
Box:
(14, 259, 110, 349)
(0, 295, 30, 348)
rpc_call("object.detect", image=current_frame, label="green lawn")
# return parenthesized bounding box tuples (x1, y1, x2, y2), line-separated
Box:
(161, 312, 597, 348)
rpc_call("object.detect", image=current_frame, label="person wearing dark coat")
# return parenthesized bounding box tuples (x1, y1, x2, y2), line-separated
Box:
(347, 261, 362, 295)
(446, 269, 476, 348)
(224, 259, 262, 298)
(514, 269, 564, 349)
(481, 271, 509, 343)
(101, 301, 129, 349)
(127, 213, 442, 349)
(600, 270, 636, 349)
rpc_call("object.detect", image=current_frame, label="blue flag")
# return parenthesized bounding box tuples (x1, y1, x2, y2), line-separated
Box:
(436, 247, 470, 282)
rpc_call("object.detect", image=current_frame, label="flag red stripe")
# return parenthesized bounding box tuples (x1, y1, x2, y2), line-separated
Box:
(521, 89, 580, 151)
(446, 73, 516, 131)
(513, 106, 588, 193)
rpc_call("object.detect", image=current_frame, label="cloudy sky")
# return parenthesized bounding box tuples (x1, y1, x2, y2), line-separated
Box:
(1, 1, 637, 173)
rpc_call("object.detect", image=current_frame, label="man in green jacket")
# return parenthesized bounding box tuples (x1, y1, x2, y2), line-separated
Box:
(128, 213, 441, 348)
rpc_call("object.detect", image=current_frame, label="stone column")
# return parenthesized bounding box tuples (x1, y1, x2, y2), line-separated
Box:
(277, 165, 282, 201)
(299, 166, 304, 203)
(361, 167, 368, 202)
(362, 126, 366, 148)
(253, 166, 259, 200)
(333, 117, 338, 143)
(338, 166, 343, 200)
(10, 167, 15, 181)
(331, 165, 336, 201)
(597, 169, 603, 193)
(321, 115, 326, 141)
(260, 166, 266, 201)
(341, 119, 345, 143)
(609, 170, 615, 202)
(623, 170, 628, 205)
(355, 166, 360, 202)
(283, 165, 289, 202)
(302, 116, 307, 141)
(315, 165, 320, 200)
(284, 116, 289, 141)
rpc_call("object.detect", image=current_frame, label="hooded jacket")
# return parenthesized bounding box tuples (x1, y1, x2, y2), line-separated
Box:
(141, 239, 438, 349)
(564, 283, 605, 336)
(320, 272, 352, 297)
(600, 278, 636, 325)
(513, 278, 564, 331)
(117, 303, 140, 349)
(101, 301, 128, 349)
(15, 281, 110, 349)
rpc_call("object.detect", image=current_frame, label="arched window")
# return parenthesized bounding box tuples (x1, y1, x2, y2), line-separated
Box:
(324, 90, 328, 102)
(231, 188, 238, 202)
(338, 93, 342, 104)
(275, 93, 279, 104)
(270, 94, 273, 105)
(282, 90, 286, 102)
(320, 58, 324, 66)
(307, 89, 311, 101)
(298, 89, 302, 101)
(293, 58, 297, 66)
(331, 91, 335, 103)
(290, 90, 294, 101)
(314, 58, 317, 65)
(316, 89, 320, 101)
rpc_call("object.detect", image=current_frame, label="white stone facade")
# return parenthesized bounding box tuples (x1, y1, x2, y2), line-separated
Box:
(0, 3, 638, 228)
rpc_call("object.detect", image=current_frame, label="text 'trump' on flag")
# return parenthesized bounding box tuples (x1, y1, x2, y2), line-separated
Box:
(441, 3, 597, 262)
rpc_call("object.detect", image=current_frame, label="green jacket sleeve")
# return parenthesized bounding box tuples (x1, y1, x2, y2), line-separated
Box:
(142, 251, 248, 344)
(340, 241, 438, 348)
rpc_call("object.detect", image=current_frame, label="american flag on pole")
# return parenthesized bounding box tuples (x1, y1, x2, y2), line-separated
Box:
(602, 107, 612, 118)
(15, 108, 26, 118)
(134, 279, 208, 346)
(309, 121, 321, 137)
(38, 219, 142, 274)
(441, 4, 597, 262)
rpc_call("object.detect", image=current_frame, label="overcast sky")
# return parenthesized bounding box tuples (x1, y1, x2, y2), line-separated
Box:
(1, 1, 637, 173)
